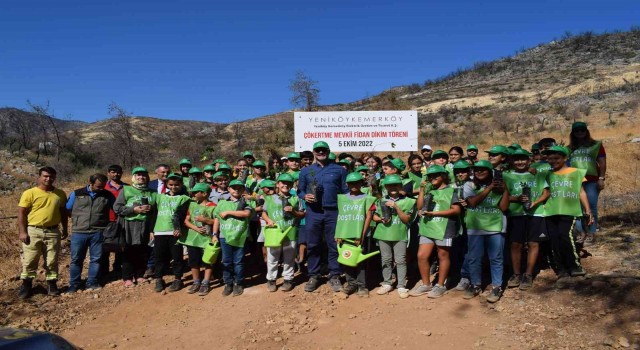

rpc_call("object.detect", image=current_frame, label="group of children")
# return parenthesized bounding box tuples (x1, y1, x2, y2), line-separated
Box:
(142, 133, 594, 304)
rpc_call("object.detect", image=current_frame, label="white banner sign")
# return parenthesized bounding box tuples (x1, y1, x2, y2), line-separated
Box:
(294, 110, 418, 152)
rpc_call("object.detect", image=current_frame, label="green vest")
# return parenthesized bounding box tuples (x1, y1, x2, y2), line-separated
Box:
(153, 194, 190, 232)
(407, 171, 424, 192)
(503, 172, 547, 217)
(264, 194, 299, 241)
(215, 199, 252, 247)
(123, 186, 157, 221)
(373, 197, 416, 241)
(544, 168, 586, 217)
(464, 186, 504, 232)
(335, 194, 376, 239)
(178, 201, 215, 248)
(569, 141, 601, 177)
(418, 187, 456, 240)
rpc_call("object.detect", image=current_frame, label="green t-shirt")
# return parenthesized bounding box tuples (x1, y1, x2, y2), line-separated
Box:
(544, 168, 586, 217)
(373, 196, 416, 241)
(463, 183, 505, 234)
(215, 198, 253, 247)
(335, 194, 376, 239)
(569, 141, 601, 177)
(153, 194, 190, 233)
(264, 194, 299, 241)
(418, 186, 459, 240)
(178, 201, 215, 248)
(123, 186, 157, 221)
(503, 171, 548, 217)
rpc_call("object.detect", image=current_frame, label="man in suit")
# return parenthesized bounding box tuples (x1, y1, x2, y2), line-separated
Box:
(149, 164, 170, 194)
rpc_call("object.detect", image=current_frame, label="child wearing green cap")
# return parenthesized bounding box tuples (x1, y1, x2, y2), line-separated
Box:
(451, 160, 473, 291)
(542, 146, 593, 279)
(255, 179, 276, 265)
(462, 160, 510, 303)
(334, 172, 376, 296)
(381, 158, 414, 197)
(261, 174, 305, 292)
(209, 172, 231, 205)
(372, 174, 416, 298)
(180, 183, 217, 296)
(151, 175, 191, 293)
(503, 149, 550, 290)
(411, 165, 463, 298)
(212, 179, 254, 296)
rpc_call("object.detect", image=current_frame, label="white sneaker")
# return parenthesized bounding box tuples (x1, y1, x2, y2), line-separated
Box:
(427, 284, 448, 298)
(455, 278, 470, 291)
(397, 287, 410, 299)
(408, 280, 431, 297)
(376, 284, 394, 295)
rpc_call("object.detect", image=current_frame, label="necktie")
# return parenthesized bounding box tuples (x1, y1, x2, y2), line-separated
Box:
(160, 181, 166, 194)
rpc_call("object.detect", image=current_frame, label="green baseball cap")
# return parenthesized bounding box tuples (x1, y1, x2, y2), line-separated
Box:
(511, 148, 532, 157)
(328, 152, 336, 160)
(229, 179, 246, 187)
(188, 167, 203, 174)
(218, 163, 232, 171)
(509, 143, 522, 150)
(346, 172, 364, 183)
(277, 173, 294, 183)
(426, 165, 448, 175)
(313, 140, 330, 150)
(167, 173, 182, 180)
(242, 151, 254, 157)
(287, 152, 301, 160)
(467, 144, 478, 151)
(212, 171, 228, 179)
(259, 179, 276, 188)
(252, 160, 266, 167)
(473, 160, 494, 170)
(189, 183, 211, 193)
(382, 174, 403, 185)
(542, 145, 569, 156)
(531, 143, 540, 151)
(431, 150, 448, 159)
(572, 121, 588, 130)
(338, 159, 351, 165)
(203, 164, 215, 172)
(388, 158, 406, 172)
(485, 145, 509, 155)
(213, 158, 226, 164)
(132, 166, 148, 174)
(179, 158, 192, 166)
(355, 165, 369, 173)
(453, 160, 471, 170)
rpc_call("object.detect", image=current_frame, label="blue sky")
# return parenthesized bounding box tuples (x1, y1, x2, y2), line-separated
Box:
(1, 0, 638, 123)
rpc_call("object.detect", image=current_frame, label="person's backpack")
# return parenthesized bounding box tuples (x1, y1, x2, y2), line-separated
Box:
(102, 218, 126, 251)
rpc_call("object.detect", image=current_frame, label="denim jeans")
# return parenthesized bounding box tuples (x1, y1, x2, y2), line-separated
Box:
(467, 233, 505, 287)
(221, 238, 245, 285)
(305, 208, 341, 278)
(576, 181, 599, 234)
(70, 231, 103, 287)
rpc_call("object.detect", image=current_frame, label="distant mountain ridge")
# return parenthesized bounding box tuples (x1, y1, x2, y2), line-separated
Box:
(1, 29, 639, 168)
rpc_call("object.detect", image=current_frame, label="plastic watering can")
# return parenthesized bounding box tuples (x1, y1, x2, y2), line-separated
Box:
(263, 225, 293, 248)
(337, 239, 380, 267)
(202, 241, 221, 264)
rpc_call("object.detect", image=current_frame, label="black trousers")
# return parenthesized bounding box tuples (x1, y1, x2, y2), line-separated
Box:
(122, 245, 148, 281)
(153, 235, 184, 279)
(546, 215, 581, 273)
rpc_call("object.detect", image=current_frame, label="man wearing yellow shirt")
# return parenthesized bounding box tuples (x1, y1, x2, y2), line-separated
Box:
(17, 166, 68, 299)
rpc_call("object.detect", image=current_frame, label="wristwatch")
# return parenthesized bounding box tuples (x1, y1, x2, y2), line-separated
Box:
(598, 176, 605, 180)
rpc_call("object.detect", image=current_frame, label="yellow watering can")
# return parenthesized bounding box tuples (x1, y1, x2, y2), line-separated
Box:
(202, 241, 221, 264)
(263, 225, 293, 248)
(337, 239, 380, 267)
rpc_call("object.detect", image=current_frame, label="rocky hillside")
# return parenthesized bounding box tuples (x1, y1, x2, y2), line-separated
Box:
(2, 29, 639, 167)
